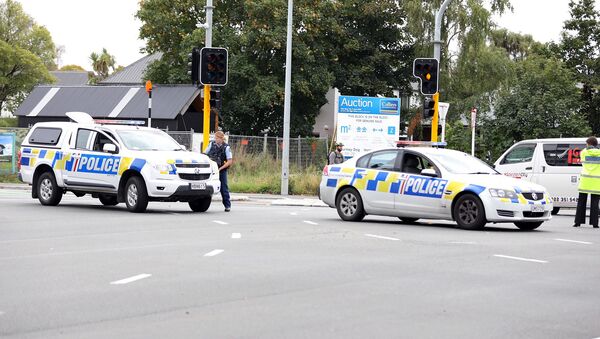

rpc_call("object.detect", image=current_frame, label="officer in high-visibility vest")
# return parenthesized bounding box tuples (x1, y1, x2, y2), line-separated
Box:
(574, 136, 600, 228)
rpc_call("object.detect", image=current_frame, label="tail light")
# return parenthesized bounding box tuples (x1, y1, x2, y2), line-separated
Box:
(17, 150, 22, 171)
(322, 165, 329, 176)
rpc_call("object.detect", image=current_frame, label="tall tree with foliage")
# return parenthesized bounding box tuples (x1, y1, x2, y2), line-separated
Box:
(89, 48, 117, 83)
(555, 0, 600, 135)
(0, 0, 55, 113)
(480, 56, 590, 159)
(136, 0, 414, 136)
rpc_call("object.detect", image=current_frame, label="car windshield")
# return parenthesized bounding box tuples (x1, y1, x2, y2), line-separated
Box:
(427, 151, 498, 174)
(117, 129, 183, 151)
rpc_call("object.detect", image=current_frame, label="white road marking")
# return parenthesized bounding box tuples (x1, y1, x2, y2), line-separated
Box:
(449, 241, 477, 244)
(303, 220, 318, 225)
(110, 273, 152, 285)
(290, 212, 298, 216)
(231, 233, 241, 239)
(365, 234, 400, 241)
(493, 254, 548, 263)
(554, 238, 592, 245)
(213, 220, 229, 225)
(204, 249, 224, 257)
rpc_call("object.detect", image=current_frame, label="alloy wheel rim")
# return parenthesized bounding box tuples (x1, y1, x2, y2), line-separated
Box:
(459, 200, 477, 224)
(341, 193, 357, 216)
(127, 184, 138, 207)
(40, 178, 52, 201)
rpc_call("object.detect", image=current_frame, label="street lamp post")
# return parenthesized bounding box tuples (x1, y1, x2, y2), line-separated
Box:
(281, 0, 293, 195)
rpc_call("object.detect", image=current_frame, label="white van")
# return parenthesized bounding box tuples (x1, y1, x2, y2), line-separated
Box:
(494, 138, 586, 215)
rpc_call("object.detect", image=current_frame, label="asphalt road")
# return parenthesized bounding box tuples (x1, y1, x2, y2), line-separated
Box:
(1, 189, 599, 339)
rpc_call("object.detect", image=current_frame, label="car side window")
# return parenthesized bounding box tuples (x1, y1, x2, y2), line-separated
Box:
(356, 154, 370, 168)
(402, 153, 424, 174)
(75, 129, 94, 150)
(543, 143, 585, 166)
(501, 144, 536, 164)
(367, 151, 398, 171)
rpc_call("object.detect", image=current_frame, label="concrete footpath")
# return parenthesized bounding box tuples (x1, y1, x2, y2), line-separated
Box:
(0, 182, 328, 207)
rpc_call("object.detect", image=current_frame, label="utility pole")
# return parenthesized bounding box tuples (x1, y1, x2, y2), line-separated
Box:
(280, 0, 293, 195)
(202, 0, 214, 152)
(431, 0, 452, 142)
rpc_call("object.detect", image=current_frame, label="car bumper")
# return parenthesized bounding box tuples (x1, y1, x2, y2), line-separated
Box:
(147, 178, 221, 201)
(485, 200, 553, 222)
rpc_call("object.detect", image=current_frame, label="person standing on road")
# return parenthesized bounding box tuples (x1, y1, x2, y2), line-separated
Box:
(205, 131, 233, 212)
(328, 142, 345, 165)
(574, 136, 600, 228)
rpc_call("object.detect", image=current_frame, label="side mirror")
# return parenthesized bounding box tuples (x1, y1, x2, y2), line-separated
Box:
(103, 143, 117, 153)
(421, 168, 438, 177)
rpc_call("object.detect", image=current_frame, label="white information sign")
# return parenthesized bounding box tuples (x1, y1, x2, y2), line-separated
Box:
(336, 95, 401, 159)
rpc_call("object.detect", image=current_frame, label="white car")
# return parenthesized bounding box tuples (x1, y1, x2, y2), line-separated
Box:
(319, 146, 553, 230)
(19, 112, 221, 213)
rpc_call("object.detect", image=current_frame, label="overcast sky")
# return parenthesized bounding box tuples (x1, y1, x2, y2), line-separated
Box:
(16, 0, 600, 71)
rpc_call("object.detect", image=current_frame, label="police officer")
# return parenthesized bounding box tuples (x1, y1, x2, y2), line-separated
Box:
(574, 136, 600, 228)
(328, 142, 344, 165)
(205, 131, 233, 212)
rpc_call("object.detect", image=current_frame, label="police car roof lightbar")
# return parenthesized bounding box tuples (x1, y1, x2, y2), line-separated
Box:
(396, 140, 447, 148)
(94, 119, 146, 126)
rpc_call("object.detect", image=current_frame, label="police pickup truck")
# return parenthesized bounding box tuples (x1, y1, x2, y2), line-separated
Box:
(19, 112, 221, 213)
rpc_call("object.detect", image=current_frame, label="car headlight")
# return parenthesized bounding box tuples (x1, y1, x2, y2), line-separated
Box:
(152, 163, 173, 173)
(489, 188, 517, 199)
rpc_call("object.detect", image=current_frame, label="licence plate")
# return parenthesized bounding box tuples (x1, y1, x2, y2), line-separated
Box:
(190, 182, 206, 190)
(531, 205, 544, 212)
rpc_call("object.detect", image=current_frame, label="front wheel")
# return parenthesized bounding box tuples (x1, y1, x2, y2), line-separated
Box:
(124, 176, 148, 213)
(453, 194, 486, 230)
(37, 171, 62, 206)
(514, 221, 543, 230)
(189, 197, 211, 212)
(336, 187, 365, 221)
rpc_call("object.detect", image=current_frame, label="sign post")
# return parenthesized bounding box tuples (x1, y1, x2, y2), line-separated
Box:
(145, 80, 152, 128)
(438, 102, 450, 143)
(471, 107, 477, 156)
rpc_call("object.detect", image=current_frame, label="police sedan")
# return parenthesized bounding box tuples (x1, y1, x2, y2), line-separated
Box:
(319, 144, 553, 230)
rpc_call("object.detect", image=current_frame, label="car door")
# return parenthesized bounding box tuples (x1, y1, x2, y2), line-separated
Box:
(395, 150, 448, 217)
(355, 149, 400, 211)
(64, 128, 121, 191)
(495, 143, 537, 181)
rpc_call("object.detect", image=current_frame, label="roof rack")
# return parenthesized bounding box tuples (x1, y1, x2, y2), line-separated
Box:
(396, 140, 447, 148)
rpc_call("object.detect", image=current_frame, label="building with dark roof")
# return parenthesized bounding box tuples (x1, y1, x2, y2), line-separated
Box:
(50, 71, 89, 86)
(14, 53, 214, 131)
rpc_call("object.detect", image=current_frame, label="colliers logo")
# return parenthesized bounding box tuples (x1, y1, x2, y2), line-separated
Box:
(380, 99, 399, 114)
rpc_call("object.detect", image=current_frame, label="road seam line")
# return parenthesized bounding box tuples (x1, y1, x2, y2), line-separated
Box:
(213, 220, 228, 225)
(110, 273, 152, 285)
(365, 234, 400, 241)
(303, 220, 318, 225)
(493, 254, 548, 263)
(204, 249, 224, 257)
(554, 238, 592, 245)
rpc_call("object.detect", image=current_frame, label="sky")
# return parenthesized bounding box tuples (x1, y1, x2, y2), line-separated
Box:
(16, 0, 600, 71)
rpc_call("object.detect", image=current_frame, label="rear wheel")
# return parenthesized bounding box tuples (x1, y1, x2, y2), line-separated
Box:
(453, 194, 486, 230)
(398, 217, 419, 223)
(336, 187, 365, 221)
(99, 194, 118, 206)
(189, 197, 211, 212)
(514, 221, 543, 230)
(124, 176, 148, 213)
(551, 207, 560, 215)
(37, 171, 62, 206)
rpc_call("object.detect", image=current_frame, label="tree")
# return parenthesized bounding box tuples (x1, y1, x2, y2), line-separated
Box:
(59, 64, 85, 71)
(555, 0, 600, 134)
(136, 0, 414, 136)
(480, 56, 590, 159)
(89, 48, 117, 83)
(0, 0, 55, 112)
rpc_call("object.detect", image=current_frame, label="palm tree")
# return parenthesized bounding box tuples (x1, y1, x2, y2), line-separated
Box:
(89, 48, 116, 80)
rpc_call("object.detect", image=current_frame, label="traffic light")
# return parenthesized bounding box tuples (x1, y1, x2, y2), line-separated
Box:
(210, 89, 222, 110)
(413, 58, 439, 95)
(200, 47, 228, 86)
(188, 47, 200, 84)
(423, 95, 437, 118)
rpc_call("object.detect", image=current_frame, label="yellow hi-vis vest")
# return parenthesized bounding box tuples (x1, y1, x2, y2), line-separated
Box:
(578, 147, 600, 194)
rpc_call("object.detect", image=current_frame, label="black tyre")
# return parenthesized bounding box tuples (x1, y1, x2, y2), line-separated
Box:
(37, 171, 62, 206)
(99, 194, 119, 206)
(336, 187, 365, 221)
(551, 207, 560, 215)
(398, 217, 419, 223)
(189, 197, 211, 212)
(124, 176, 148, 213)
(453, 194, 486, 230)
(514, 221, 543, 230)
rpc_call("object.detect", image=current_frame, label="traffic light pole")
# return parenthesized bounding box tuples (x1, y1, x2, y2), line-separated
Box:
(430, 92, 439, 142)
(431, 0, 451, 143)
(202, 0, 214, 152)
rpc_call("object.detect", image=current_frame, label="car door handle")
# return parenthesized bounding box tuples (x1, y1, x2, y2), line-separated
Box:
(525, 167, 532, 170)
